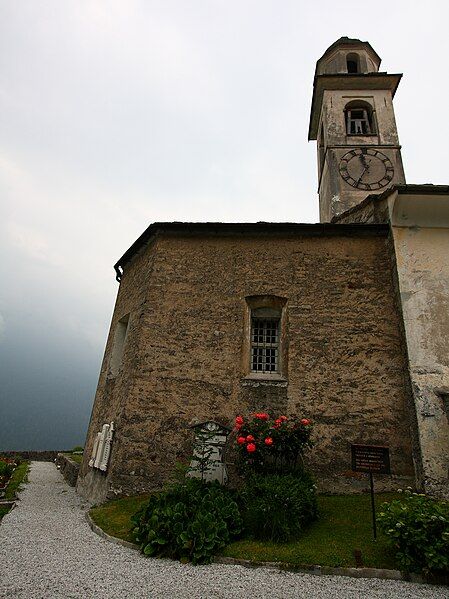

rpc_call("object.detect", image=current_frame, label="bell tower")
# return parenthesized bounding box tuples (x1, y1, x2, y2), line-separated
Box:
(309, 37, 406, 222)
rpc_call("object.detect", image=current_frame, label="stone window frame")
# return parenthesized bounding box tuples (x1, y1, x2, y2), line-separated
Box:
(242, 295, 288, 382)
(108, 313, 130, 378)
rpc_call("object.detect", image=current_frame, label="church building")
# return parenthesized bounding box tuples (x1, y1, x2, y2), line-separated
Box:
(77, 38, 449, 504)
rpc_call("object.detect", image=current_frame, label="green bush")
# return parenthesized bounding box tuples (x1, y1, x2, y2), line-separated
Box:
(0, 461, 14, 479)
(239, 471, 318, 543)
(378, 490, 449, 574)
(131, 478, 242, 565)
(72, 446, 84, 453)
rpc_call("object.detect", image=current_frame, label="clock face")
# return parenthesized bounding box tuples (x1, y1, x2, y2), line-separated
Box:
(339, 149, 394, 191)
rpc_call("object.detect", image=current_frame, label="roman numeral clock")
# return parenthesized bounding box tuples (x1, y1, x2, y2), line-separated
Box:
(339, 149, 394, 192)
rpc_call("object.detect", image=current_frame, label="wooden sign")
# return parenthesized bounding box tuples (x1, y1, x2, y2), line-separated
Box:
(351, 444, 391, 475)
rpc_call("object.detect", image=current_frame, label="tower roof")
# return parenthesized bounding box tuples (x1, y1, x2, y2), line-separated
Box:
(316, 37, 381, 73)
(308, 37, 401, 140)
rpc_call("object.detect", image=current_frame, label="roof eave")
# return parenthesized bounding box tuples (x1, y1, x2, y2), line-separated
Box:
(113, 221, 390, 280)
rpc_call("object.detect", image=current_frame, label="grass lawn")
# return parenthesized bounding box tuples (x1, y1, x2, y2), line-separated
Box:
(66, 453, 83, 464)
(90, 494, 151, 543)
(223, 493, 399, 569)
(89, 491, 400, 569)
(4, 461, 29, 501)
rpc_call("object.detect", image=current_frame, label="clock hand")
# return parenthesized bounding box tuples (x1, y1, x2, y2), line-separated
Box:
(356, 165, 368, 185)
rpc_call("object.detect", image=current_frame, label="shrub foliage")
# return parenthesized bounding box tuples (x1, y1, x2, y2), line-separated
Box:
(131, 478, 242, 564)
(0, 460, 14, 479)
(239, 471, 318, 543)
(378, 490, 449, 574)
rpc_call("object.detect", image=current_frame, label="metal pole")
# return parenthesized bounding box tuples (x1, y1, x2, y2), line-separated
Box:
(369, 472, 377, 540)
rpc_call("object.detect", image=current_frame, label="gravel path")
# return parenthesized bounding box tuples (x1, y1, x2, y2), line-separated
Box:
(0, 463, 447, 599)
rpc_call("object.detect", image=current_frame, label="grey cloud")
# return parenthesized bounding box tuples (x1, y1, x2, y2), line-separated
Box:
(0, 1, 447, 450)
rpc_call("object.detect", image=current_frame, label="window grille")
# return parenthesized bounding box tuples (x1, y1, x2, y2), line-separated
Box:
(251, 317, 280, 373)
(346, 108, 372, 135)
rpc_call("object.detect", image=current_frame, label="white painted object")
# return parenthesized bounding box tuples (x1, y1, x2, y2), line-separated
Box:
(95, 424, 109, 469)
(89, 432, 101, 468)
(189, 421, 230, 484)
(99, 422, 114, 471)
(89, 422, 115, 471)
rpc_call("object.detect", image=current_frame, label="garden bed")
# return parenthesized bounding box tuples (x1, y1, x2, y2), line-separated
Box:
(90, 491, 401, 570)
(0, 460, 29, 521)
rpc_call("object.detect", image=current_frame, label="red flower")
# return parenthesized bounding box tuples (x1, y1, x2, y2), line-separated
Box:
(246, 443, 256, 453)
(235, 415, 244, 426)
(279, 415, 288, 421)
(300, 418, 311, 426)
(254, 412, 269, 421)
(246, 435, 255, 442)
(264, 437, 273, 446)
(237, 436, 246, 445)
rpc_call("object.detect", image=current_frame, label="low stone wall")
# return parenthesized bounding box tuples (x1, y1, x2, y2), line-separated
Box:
(56, 454, 80, 487)
(0, 451, 62, 462)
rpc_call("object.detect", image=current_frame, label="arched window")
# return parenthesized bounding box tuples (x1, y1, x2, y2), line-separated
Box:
(345, 100, 375, 135)
(346, 53, 360, 74)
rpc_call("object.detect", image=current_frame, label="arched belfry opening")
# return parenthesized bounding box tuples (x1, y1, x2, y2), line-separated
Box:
(344, 100, 375, 135)
(346, 53, 360, 73)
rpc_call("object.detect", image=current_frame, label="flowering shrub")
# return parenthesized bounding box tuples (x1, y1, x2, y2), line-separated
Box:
(239, 471, 318, 542)
(234, 412, 313, 474)
(378, 490, 449, 574)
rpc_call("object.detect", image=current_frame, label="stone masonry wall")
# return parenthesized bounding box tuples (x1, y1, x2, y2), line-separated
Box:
(78, 228, 416, 502)
(56, 454, 80, 487)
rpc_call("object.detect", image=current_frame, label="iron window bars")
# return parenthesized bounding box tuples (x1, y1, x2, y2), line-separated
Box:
(251, 317, 280, 373)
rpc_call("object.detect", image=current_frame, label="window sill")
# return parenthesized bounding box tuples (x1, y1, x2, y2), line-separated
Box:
(241, 374, 288, 387)
(346, 134, 378, 138)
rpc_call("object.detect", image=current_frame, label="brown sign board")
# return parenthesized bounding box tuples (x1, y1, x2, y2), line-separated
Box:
(351, 444, 391, 474)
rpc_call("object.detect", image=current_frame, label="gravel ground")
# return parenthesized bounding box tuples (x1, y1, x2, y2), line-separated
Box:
(0, 462, 447, 599)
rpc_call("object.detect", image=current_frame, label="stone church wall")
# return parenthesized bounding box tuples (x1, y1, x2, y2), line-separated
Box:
(78, 226, 416, 502)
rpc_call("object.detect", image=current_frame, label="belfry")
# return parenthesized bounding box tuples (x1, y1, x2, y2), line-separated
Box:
(309, 37, 406, 221)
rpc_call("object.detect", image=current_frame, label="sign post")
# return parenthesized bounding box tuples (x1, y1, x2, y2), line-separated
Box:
(351, 444, 391, 540)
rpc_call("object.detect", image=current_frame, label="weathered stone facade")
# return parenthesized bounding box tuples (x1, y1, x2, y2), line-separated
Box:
(336, 185, 449, 498)
(78, 224, 417, 502)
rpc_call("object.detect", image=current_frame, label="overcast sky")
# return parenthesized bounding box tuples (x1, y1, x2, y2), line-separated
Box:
(1, 1, 448, 450)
